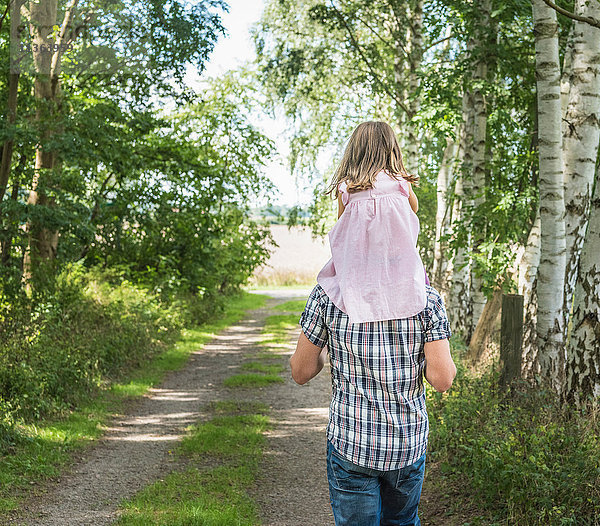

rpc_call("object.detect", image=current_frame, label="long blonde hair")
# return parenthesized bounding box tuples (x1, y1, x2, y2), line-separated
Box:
(326, 121, 418, 197)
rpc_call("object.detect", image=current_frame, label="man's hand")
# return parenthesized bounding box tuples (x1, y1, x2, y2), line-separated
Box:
(290, 332, 326, 385)
(423, 338, 456, 392)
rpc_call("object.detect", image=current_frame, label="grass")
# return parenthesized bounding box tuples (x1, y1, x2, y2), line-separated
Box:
(240, 361, 285, 374)
(0, 292, 267, 518)
(223, 373, 285, 388)
(261, 314, 300, 347)
(426, 339, 600, 525)
(114, 293, 302, 524)
(116, 400, 270, 526)
(272, 299, 307, 312)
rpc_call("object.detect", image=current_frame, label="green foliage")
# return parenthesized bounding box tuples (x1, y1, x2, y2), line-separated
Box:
(1, 2, 272, 307)
(81, 75, 276, 300)
(254, 0, 542, 287)
(0, 264, 266, 451)
(428, 355, 600, 525)
(240, 362, 285, 374)
(0, 265, 181, 428)
(0, 285, 266, 516)
(272, 299, 307, 312)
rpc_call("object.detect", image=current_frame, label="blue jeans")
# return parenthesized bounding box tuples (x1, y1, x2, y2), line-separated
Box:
(326, 441, 426, 526)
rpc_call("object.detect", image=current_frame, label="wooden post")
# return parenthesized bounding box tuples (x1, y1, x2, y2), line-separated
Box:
(500, 294, 524, 387)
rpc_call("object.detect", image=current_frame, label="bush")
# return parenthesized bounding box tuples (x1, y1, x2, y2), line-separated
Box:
(0, 264, 213, 447)
(427, 348, 600, 525)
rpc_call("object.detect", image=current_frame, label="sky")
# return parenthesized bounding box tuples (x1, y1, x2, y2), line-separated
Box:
(183, 0, 312, 207)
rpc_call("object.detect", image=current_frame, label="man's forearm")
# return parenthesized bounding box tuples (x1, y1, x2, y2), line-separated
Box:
(290, 334, 327, 385)
(303, 347, 327, 383)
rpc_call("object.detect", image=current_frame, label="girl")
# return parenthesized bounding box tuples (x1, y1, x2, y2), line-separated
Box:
(317, 121, 428, 325)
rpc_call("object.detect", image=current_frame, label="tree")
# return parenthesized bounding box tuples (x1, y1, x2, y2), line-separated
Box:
(562, 0, 600, 336)
(2, 0, 227, 290)
(532, 0, 567, 393)
(566, 166, 600, 402)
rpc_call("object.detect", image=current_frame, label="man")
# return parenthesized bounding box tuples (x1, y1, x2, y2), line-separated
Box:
(290, 283, 456, 526)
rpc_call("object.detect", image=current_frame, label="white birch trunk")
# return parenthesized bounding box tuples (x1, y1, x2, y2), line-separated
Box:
(532, 0, 567, 393)
(562, 0, 600, 335)
(401, 0, 424, 173)
(432, 137, 457, 298)
(469, 0, 492, 331)
(448, 172, 472, 338)
(447, 91, 475, 338)
(519, 210, 541, 378)
(565, 170, 600, 402)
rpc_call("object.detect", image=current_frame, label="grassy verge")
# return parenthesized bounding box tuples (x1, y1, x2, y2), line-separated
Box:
(0, 290, 266, 517)
(116, 400, 269, 526)
(261, 314, 301, 348)
(272, 299, 307, 312)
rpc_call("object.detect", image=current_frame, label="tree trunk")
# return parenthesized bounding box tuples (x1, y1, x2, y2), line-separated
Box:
(519, 209, 541, 379)
(391, 0, 423, 174)
(22, 0, 78, 284)
(469, 0, 493, 332)
(1, 153, 26, 265)
(0, 0, 24, 202)
(447, 87, 476, 340)
(467, 287, 502, 364)
(565, 168, 600, 402)
(562, 0, 600, 336)
(432, 137, 457, 298)
(532, 0, 567, 393)
(403, 0, 423, 173)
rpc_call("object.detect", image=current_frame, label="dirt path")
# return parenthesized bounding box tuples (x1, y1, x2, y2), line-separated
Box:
(10, 290, 334, 526)
(10, 288, 460, 526)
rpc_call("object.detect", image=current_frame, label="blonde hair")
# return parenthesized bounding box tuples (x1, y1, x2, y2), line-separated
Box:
(326, 121, 418, 197)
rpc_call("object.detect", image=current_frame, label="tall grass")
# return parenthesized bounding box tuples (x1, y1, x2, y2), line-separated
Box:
(428, 344, 600, 525)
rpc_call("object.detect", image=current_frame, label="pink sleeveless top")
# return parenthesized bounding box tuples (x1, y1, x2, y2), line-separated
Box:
(317, 170, 427, 324)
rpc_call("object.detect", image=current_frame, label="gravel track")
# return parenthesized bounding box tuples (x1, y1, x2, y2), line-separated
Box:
(10, 289, 335, 526)
(11, 287, 454, 525)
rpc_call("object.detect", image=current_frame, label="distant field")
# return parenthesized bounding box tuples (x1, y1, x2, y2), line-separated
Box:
(251, 225, 331, 287)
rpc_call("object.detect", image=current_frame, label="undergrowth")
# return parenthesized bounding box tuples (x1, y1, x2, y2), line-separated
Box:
(428, 342, 600, 525)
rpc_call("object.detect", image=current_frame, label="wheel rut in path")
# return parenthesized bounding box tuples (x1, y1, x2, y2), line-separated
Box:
(12, 298, 274, 526)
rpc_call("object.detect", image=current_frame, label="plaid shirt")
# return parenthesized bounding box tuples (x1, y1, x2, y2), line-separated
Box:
(299, 283, 451, 471)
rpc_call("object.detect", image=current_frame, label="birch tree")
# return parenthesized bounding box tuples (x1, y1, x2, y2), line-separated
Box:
(562, 0, 600, 332)
(432, 137, 457, 297)
(532, 0, 567, 392)
(566, 167, 600, 402)
(520, 210, 541, 378)
(448, 89, 475, 337)
(468, 0, 493, 331)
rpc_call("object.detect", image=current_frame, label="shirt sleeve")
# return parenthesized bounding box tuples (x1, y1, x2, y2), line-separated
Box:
(422, 287, 452, 343)
(299, 286, 329, 348)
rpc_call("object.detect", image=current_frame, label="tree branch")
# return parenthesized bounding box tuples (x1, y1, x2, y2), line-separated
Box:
(0, 0, 11, 33)
(542, 0, 600, 29)
(50, 0, 79, 81)
(329, 1, 411, 116)
(354, 13, 394, 50)
(424, 34, 453, 52)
